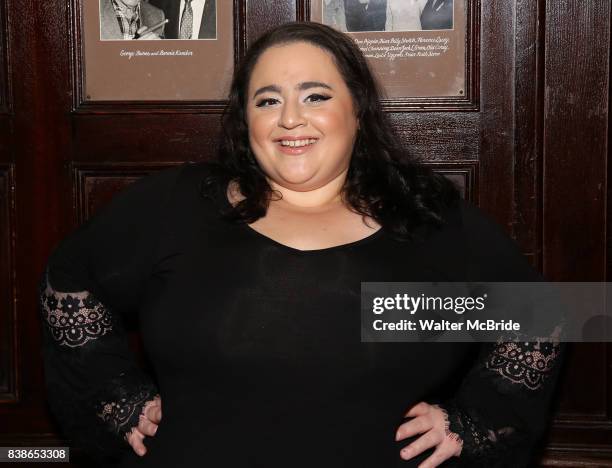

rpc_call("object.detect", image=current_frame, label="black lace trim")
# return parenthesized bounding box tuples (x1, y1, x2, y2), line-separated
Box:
(440, 402, 517, 466)
(39, 268, 113, 347)
(485, 340, 561, 391)
(432, 403, 463, 443)
(95, 373, 159, 442)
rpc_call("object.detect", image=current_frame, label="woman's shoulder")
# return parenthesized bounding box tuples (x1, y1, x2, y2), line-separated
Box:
(457, 199, 541, 281)
(156, 161, 233, 223)
(433, 197, 518, 244)
(417, 198, 541, 282)
(452, 199, 523, 255)
(142, 160, 220, 200)
(102, 162, 225, 223)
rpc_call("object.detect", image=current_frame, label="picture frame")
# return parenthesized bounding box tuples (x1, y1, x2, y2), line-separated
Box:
(309, 0, 479, 111)
(71, 0, 246, 113)
(0, 0, 9, 114)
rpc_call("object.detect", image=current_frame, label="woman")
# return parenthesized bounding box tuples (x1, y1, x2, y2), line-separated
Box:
(39, 22, 563, 467)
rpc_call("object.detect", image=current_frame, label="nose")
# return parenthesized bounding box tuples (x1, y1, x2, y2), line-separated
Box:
(278, 98, 305, 129)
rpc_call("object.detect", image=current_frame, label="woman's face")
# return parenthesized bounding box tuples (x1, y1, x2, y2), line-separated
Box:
(246, 41, 359, 193)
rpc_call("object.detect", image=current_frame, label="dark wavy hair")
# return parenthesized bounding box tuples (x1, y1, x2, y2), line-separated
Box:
(200, 21, 459, 241)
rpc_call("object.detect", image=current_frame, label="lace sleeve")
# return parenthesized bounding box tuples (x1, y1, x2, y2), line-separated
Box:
(439, 337, 565, 467)
(39, 165, 184, 461)
(39, 267, 159, 461)
(439, 200, 567, 466)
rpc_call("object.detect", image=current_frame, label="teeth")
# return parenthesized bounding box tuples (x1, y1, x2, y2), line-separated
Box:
(279, 139, 317, 147)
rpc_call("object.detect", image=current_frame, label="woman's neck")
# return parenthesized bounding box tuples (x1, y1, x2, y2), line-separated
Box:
(267, 171, 347, 212)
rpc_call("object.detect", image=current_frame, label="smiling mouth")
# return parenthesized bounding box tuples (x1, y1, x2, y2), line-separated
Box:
(277, 138, 318, 148)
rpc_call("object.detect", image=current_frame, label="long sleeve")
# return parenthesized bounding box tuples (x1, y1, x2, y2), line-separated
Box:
(440, 201, 566, 467)
(38, 164, 184, 462)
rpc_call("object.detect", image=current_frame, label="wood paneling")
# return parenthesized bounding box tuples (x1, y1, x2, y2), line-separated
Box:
(389, 112, 481, 161)
(0, 0, 9, 114)
(430, 161, 478, 201)
(478, 0, 516, 232)
(0, 0, 610, 466)
(0, 1, 13, 403)
(0, 165, 16, 402)
(71, 162, 181, 222)
(543, 0, 612, 459)
(513, 0, 543, 266)
(543, 0, 609, 281)
(72, 115, 222, 163)
(247, 0, 296, 44)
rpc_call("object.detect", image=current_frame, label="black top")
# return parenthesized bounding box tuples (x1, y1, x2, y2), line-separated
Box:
(39, 162, 564, 467)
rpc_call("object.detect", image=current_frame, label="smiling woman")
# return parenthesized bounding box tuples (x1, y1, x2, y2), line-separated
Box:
(247, 43, 359, 194)
(40, 21, 564, 468)
(238, 41, 379, 247)
(203, 22, 460, 247)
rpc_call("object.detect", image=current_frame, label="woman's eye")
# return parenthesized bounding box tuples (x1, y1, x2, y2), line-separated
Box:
(305, 94, 332, 103)
(255, 98, 280, 108)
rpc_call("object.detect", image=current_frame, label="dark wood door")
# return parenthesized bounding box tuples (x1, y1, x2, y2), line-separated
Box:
(0, 0, 610, 466)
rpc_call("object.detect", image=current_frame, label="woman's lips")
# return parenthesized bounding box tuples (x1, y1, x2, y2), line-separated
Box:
(275, 138, 318, 155)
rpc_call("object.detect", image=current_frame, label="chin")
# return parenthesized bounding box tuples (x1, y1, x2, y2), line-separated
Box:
(275, 171, 320, 189)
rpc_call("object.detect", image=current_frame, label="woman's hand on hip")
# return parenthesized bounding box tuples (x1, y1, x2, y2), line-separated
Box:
(125, 395, 162, 456)
(395, 401, 462, 467)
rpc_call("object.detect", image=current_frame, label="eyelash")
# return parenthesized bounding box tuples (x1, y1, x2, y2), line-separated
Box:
(305, 94, 332, 103)
(255, 94, 332, 108)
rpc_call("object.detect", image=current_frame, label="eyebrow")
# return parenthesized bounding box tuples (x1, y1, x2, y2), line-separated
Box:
(252, 81, 333, 99)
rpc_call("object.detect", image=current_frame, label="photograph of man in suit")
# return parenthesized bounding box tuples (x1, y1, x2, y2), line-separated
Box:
(100, 0, 165, 40)
(420, 0, 453, 30)
(344, 0, 387, 32)
(149, 0, 217, 40)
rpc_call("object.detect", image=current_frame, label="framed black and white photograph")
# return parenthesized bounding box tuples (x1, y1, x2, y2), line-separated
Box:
(313, 0, 477, 110)
(99, 0, 217, 41)
(76, 0, 233, 104)
(324, 0, 454, 33)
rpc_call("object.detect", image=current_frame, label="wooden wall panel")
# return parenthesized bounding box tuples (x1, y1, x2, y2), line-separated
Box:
(247, 0, 296, 44)
(0, 0, 12, 401)
(541, 0, 612, 461)
(3, 0, 76, 454)
(72, 163, 180, 222)
(543, 0, 609, 281)
(430, 161, 478, 201)
(514, 0, 543, 265)
(0, 0, 9, 114)
(478, 0, 516, 232)
(0, 0, 610, 466)
(0, 0, 15, 405)
(72, 115, 222, 164)
(0, 166, 16, 402)
(389, 113, 481, 162)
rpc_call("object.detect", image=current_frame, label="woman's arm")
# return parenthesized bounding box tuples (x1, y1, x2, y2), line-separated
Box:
(39, 164, 184, 462)
(397, 338, 564, 467)
(397, 200, 566, 467)
(442, 338, 564, 466)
